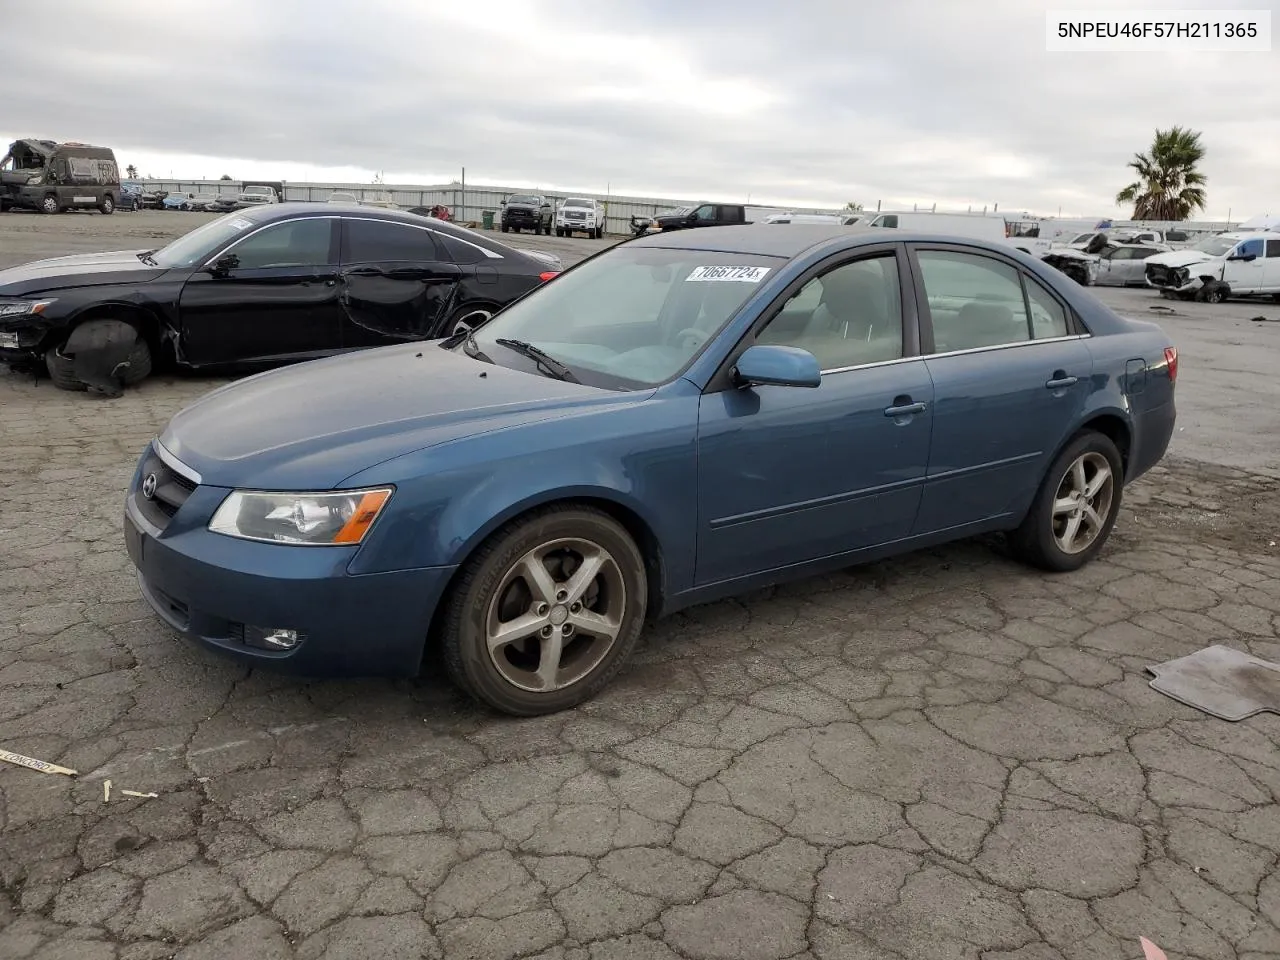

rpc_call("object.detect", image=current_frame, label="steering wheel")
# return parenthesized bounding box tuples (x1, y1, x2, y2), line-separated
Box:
(674, 327, 710, 350)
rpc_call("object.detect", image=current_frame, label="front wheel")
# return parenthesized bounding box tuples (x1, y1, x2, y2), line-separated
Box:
(1200, 282, 1228, 304)
(1007, 431, 1124, 572)
(41, 194, 60, 215)
(441, 505, 648, 715)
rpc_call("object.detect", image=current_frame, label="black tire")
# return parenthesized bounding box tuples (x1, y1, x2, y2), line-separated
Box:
(1201, 282, 1228, 304)
(44, 327, 153, 391)
(441, 504, 648, 716)
(41, 194, 60, 215)
(446, 302, 497, 333)
(1008, 431, 1124, 573)
(100, 194, 115, 215)
(45, 348, 87, 391)
(501, 224, 509, 233)
(543, 224, 551, 235)
(555, 228, 564, 237)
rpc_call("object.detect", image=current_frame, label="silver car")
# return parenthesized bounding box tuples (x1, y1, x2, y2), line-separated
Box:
(1093, 244, 1170, 287)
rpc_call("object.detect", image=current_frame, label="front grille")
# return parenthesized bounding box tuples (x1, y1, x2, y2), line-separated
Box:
(134, 445, 199, 531)
(567, 212, 585, 220)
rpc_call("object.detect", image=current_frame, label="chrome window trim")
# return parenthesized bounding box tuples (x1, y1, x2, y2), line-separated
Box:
(154, 438, 203, 485)
(817, 333, 1092, 376)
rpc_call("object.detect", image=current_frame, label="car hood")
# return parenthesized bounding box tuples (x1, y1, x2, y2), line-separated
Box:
(0, 249, 167, 296)
(159, 342, 637, 489)
(1145, 250, 1214, 268)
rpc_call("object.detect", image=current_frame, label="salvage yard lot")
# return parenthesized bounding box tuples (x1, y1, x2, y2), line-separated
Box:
(2, 211, 1280, 960)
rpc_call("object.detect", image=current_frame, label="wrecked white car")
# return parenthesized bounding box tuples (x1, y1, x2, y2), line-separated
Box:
(1144, 232, 1280, 303)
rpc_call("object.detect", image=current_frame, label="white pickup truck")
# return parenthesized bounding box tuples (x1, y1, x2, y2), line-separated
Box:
(556, 197, 605, 238)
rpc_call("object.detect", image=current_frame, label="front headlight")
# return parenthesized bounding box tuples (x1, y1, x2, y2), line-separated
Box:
(0, 299, 56, 319)
(209, 487, 393, 545)
(26, 175, 42, 185)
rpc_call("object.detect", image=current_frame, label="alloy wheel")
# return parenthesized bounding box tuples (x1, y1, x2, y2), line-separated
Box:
(1051, 451, 1114, 555)
(485, 537, 625, 693)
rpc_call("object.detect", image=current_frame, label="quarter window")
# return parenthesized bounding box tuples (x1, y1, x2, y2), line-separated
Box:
(917, 250, 1032, 352)
(756, 254, 903, 369)
(223, 219, 334, 270)
(435, 232, 492, 264)
(1266, 239, 1280, 258)
(342, 219, 439, 263)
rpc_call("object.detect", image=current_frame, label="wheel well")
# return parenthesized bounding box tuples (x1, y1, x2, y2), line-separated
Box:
(64, 304, 164, 354)
(1077, 414, 1131, 470)
(420, 495, 667, 670)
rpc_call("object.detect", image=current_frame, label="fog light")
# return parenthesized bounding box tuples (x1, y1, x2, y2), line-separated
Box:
(244, 626, 302, 651)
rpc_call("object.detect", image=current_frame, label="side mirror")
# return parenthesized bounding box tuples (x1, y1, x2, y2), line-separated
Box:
(1228, 252, 1256, 262)
(206, 254, 238, 276)
(733, 344, 822, 389)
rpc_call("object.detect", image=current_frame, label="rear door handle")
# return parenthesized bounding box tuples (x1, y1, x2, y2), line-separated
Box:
(346, 266, 381, 277)
(1046, 375, 1078, 389)
(884, 401, 926, 417)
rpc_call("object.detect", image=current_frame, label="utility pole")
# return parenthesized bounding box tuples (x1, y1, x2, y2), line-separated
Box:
(460, 166, 466, 223)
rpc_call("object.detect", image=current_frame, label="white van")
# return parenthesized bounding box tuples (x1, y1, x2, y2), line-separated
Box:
(1144, 231, 1280, 302)
(863, 211, 1052, 256)
(764, 212, 862, 225)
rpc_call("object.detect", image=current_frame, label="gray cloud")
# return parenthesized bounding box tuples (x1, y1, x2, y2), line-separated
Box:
(0, 0, 1275, 216)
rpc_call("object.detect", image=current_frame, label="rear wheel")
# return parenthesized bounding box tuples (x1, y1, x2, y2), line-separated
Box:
(1008, 431, 1123, 572)
(100, 194, 114, 215)
(441, 505, 648, 715)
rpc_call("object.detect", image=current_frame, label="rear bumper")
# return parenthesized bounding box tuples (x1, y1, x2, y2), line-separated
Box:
(1128, 398, 1176, 482)
(124, 494, 456, 678)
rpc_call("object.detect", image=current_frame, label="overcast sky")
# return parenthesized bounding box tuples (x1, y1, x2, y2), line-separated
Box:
(1, 0, 1275, 217)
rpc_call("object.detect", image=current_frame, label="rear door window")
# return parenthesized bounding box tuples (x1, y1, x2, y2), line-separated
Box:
(916, 250, 1032, 352)
(1266, 239, 1280, 257)
(341, 218, 441, 263)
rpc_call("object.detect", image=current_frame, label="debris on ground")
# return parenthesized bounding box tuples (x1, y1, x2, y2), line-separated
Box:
(103, 779, 111, 802)
(1141, 937, 1168, 960)
(1147, 644, 1280, 720)
(121, 789, 159, 799)
(0, 749, 78, 777)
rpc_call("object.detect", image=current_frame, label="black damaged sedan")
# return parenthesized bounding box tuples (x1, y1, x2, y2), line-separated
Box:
(0, 204, 560, 394)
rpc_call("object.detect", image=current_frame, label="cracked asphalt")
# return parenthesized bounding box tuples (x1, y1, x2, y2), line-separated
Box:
(2, 212, 1280, 960)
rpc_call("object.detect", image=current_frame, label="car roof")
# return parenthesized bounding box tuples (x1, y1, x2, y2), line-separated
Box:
(628, 223, 1021, 259)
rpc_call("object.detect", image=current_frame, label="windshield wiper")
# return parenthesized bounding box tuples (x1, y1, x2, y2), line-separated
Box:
(495, 338, 579, 383)
(137, 251, 158, 266)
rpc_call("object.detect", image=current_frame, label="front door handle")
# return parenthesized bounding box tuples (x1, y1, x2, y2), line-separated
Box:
(1046, 375, 1079, 389)
(884, 400, 927, 418)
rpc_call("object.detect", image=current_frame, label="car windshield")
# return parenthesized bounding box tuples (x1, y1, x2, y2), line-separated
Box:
(458, 247, 784, 390)
(1193, 235, 1237, 255)
(564, 198, 592, 207)
(508, 195, 539, 204)
(245, 186, 271, 195)
(149, 212, 260, 268)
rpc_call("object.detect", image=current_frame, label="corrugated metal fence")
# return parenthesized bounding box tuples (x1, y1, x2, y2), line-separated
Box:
(135, 179, 844, 234)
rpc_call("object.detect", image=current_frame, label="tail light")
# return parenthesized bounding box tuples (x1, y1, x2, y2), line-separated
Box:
(1164, 346, 1178, 382)
(539, 271, 559, 282)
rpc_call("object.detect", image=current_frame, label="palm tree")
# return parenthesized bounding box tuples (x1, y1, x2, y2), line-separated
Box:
(1115, 127, 1207, 220)
(125, 164, 138, 179)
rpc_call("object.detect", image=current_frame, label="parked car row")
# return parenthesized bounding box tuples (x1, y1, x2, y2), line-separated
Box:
(1038, 227, 1280, 303)
(497, 195, 608, 238)
(109, 224, 1177, 715)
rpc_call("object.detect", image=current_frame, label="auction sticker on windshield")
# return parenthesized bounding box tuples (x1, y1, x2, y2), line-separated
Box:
(686, 265, 771, 282)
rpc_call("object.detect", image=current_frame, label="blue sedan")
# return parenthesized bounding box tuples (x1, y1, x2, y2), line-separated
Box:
(124, 226, 1177, 715)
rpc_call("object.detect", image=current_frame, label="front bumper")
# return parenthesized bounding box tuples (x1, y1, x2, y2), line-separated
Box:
(123, 460, 457, 678)
(503, 212, 542, 226)
(558, 220, 595, 231)
(1145, 265, 1202, 292)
